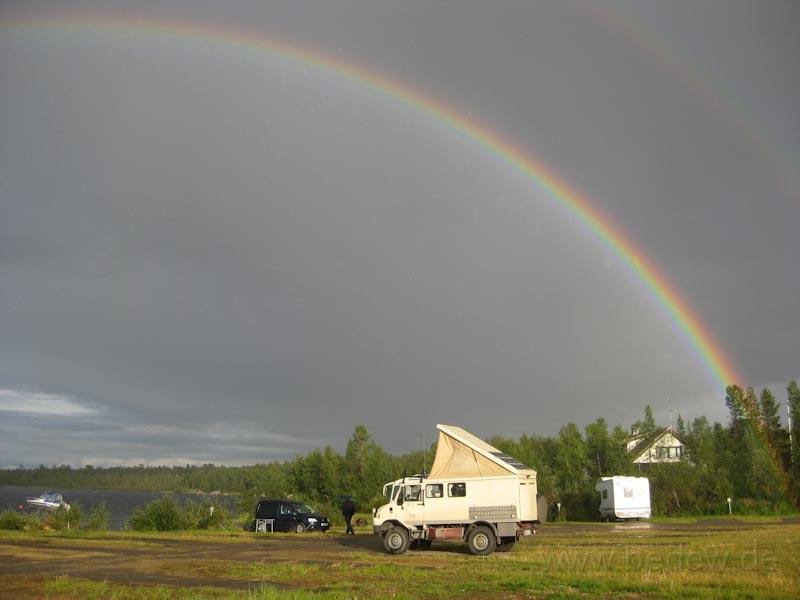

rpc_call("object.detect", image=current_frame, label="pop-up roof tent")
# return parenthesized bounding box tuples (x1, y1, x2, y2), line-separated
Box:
(428, 424, 537, 479)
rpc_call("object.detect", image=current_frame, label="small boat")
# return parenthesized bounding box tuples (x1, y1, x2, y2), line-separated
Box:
(26, 491, 70, 510)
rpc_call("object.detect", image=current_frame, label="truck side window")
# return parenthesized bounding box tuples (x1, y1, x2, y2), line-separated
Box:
(404, 485, 421, 501)
(426, 484, 443, 498)
(448, 482, 466, 497)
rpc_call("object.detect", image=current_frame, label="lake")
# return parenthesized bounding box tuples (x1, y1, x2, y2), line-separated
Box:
(0, 485, 240, 530)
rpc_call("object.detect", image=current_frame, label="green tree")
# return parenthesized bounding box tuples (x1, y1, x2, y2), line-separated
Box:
(725, 385, 787, 506)
(761, 388, 790, 471)
(343, 425, 391, 508)
(788, 380, 800, 504)
(584, 419, 630, 479)
(553, 424, 590, 519)
(292, 447, 342, 504)
(743, 387, 763, 431)
(676, 414, 686, 438)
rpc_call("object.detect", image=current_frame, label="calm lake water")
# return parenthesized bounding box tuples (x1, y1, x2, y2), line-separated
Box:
(0, 485, 239, 530)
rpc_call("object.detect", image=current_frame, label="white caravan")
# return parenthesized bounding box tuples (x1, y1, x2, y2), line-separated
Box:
(595, 476, 651, 520)
(373, 424, 539, 555)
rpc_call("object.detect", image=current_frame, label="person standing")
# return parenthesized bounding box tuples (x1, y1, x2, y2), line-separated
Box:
(341, 497, 356, 535)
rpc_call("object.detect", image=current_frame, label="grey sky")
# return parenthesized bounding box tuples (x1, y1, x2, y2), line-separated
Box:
(1, 0, 798, 467)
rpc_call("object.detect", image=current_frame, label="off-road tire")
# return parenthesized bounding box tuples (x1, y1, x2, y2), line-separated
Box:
(384, 526, 410, 554)
(467, 525, 496, 556)
(294, 522, 306, 533)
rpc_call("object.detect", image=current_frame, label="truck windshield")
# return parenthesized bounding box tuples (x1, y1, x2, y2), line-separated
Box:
(391, 485, 400, 501)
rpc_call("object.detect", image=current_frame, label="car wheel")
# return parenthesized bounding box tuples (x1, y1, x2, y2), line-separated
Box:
(294, 522, 306, 533)
(496, 536, 516, 552)
(383, 526, 410, 554)
(467, 525, 496, 556)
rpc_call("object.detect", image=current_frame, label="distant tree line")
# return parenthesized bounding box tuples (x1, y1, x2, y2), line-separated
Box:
(3, 381, 799, 520)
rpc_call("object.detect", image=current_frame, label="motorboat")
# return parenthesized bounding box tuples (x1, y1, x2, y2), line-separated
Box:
(26, 491, 70, 510)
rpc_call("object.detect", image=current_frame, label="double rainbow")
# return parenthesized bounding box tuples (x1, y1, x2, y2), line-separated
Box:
(0, 13, 741, 391)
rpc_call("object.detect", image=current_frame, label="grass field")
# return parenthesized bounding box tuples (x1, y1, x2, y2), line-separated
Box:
(1, 519, 798, 599)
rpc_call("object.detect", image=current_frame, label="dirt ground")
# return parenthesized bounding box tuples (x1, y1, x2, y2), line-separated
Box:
(1, 518, 797, 598)
(0, 533, 387, 594)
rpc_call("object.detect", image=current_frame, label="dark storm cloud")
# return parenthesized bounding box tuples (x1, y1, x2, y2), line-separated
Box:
(1, 0, 798, 466)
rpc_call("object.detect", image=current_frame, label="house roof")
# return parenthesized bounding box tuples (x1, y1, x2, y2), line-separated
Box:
(627, 427, 683, 458)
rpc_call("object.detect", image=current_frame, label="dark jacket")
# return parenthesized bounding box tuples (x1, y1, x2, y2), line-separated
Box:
(341, 499, 356, 516)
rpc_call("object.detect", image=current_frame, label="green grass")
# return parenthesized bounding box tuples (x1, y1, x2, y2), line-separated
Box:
(4, 522, 799, 599)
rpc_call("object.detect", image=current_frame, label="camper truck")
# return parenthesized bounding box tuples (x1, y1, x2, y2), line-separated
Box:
(595, 476, 651, 521)
(373, 424, 539, 555)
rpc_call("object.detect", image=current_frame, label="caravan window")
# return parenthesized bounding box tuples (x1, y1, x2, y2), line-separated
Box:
(448, 482, 466, 497)
(426, 484, 443, 498)
(602, 489, 608, 499)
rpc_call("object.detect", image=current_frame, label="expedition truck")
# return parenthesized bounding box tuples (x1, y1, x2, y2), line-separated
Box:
(373, 424, 539, 555)
(595, 476, 651, 521)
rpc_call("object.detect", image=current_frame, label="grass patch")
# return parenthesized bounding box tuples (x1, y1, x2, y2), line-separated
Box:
(2, 523, 798, 598)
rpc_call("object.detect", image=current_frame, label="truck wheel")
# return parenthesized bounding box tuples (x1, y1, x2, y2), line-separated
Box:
(384, 526, 410, 554)
(467, 526, 496, 556)
(496, 536, 516, 552)
(294, 522, 306, 533)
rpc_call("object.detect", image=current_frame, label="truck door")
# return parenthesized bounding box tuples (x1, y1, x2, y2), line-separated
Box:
(399, 483, 424, 524)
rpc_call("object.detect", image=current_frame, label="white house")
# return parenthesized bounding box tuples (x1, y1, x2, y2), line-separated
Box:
(627, 427, 685, 467)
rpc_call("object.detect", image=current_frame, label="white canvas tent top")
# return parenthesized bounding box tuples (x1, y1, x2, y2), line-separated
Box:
(429, 424, 537, 479)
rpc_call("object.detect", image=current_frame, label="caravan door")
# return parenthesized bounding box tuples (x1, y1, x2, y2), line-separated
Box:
(518, 479, 537, 521)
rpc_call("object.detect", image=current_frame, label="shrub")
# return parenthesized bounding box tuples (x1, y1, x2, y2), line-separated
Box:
(84, 500, 111, 531)
(183, 499, 229, 529)
(128, 495, 184, 531)
(0, 510, 27, 530)
(50, 504, 82, 530)
(128, 495, 230, 531)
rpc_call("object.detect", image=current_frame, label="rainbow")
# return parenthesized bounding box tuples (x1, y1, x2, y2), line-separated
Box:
(582, 2, 799, 200)
(0, 12, 741, 390)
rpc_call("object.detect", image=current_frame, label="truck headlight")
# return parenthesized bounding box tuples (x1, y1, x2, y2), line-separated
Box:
(307, 518, 317, 523)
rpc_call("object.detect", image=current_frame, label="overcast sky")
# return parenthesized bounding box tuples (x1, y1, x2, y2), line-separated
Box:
(1, 0, 798, 467)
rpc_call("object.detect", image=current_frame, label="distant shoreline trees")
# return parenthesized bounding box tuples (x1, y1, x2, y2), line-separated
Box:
(2, 380, 799, 519)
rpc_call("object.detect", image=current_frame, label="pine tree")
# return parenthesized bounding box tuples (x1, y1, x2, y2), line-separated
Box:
(676, 414, 686, 438)
(788, 381, 800, 504)
(743, 386, 763, 430)
(760, 388, 790, 470)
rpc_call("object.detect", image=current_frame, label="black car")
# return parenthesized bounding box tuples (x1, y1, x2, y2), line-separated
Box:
(252, 499, 330, 533)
